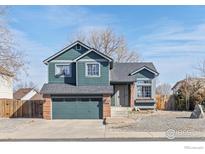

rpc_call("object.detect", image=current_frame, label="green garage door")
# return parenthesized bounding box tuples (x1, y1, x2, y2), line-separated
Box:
(52, 98, 103, 119)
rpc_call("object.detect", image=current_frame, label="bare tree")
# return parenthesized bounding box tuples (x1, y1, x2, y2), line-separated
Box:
(156, 83, 172, 96)
(0, 6, 26, 80)
(70, 28, 140, 62)
(14, 81, 38, 92)
(195, 60, 205, 77)
(175, 79, 205, 110)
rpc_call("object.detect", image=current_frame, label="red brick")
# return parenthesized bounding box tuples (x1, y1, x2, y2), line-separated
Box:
(129, 82, 135, 108)
(103, 94, 111, 118)
(43, 94, 51, 120)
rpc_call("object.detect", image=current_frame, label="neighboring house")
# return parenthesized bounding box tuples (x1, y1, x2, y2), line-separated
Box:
(14, 88, 43, 100)
(0, 66, 14, 99)
(172, 77, 205, 94)
(40, 41, 159, 120)
(171, 77, 205, 110)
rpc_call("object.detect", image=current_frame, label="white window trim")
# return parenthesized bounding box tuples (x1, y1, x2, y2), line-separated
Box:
(55, 63, 72, 77)
(136, 78, 152, 86)
(136, 85, 152, 99)
(136, 79, 153, 99)
(85, 62, 101, 77)
(130, 66, 158, 76)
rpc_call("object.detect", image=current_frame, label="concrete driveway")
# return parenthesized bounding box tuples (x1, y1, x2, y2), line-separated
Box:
(1, 111, 205, 141)
(0, 118, 106, 140)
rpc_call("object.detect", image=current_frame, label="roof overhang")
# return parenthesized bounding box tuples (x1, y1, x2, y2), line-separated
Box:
(110, 81, 134, 84)
(43, 41, 91, 65)
(130, 66, 159, 76)
(40, 84, 113, 95)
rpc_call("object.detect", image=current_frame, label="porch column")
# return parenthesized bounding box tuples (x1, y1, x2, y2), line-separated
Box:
(130, 82, 135, 108)
(103, 94, 111, 118)
(43, 94, 51, 120)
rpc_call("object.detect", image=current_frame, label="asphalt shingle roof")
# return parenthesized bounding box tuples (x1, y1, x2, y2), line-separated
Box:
(40, 84, 113, 95)
(110, 62, 158, 82)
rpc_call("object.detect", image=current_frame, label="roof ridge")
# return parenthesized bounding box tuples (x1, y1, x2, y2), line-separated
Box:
(43, 40, 91, 64)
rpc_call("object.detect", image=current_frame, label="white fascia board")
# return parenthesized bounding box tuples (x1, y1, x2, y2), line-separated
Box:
(73, 49, 113, 62)
(78, 59, 108, 62)
(130, 66, 159, 76)
(49, 60, 73, 63)
(43, 41, 91, 65)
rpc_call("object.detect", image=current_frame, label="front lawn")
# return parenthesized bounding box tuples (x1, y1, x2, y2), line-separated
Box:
(107, 111, 205, 133)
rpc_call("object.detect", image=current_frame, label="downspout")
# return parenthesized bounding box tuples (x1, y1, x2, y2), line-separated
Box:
(76, 61, 78, 86)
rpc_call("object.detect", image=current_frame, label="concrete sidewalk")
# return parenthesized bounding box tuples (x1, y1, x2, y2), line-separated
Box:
(0, 118, 205, 141)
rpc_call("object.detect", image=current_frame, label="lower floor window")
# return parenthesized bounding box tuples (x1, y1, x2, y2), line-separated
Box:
(137, 86, 152, 98)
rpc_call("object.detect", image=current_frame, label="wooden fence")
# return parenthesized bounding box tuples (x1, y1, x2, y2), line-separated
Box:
(0, 99, 44, 118)
(156, 95, 169, 110)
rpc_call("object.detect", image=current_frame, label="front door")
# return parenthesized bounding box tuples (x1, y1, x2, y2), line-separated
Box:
(115, 85, 129, 107)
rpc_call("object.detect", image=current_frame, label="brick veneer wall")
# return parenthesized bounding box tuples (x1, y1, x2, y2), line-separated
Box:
(103, 94, 111, 118)
(130, 82, 135, 108)
(43, 94, 51, 120)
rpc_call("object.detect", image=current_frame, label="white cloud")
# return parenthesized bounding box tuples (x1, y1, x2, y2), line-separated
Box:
(10, 28, 52, 89)
(135, 20, 205, 84)
(11, 6, 116, 30)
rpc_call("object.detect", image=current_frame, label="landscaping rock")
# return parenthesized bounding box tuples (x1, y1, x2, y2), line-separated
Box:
(190, 104, 204, 119)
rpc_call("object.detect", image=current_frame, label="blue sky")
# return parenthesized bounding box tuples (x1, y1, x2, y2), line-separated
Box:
(7, 6, 205, 88)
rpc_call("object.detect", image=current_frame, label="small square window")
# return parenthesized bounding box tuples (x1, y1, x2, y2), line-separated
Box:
(76, 44, 81, 50)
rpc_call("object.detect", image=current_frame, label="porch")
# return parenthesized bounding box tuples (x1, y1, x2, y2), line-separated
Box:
(111, 83, 135, 108)
(111, 82, 156, 111)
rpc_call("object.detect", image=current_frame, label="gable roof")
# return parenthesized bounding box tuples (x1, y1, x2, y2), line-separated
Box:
(13, 88, 33, 100)
(73, 48, 113, 62)
(43, 40, 91, 64)
(110, 62, 158, 82)
(130, 65, 159, 76)
(0, 66, 14, 77)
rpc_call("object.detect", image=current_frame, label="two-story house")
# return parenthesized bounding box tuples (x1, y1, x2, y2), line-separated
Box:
(40, 41, 159, 119)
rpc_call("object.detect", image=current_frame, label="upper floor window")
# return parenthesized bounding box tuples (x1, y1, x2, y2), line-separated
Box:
(76, 44, 81, 50)
(86, 63, 100, 77)
(55, 64, 71, 77)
